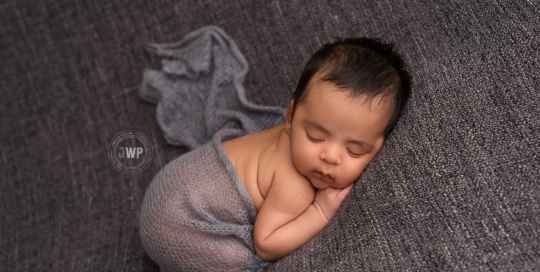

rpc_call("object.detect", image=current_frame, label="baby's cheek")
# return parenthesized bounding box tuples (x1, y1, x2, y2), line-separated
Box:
(345, 161, 366, 182)
(293, 142, 313, 173)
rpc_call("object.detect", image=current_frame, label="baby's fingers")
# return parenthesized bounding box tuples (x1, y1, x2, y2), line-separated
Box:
(336, 183, 354, 203)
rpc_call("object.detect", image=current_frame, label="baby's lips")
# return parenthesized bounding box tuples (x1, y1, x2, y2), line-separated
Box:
(320, 170, 333, 178)
(315, 171, 334, 182)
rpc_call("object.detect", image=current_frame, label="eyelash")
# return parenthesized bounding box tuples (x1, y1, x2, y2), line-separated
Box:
(306, 133, 323, 142)
(347, 150, 362, 157)
(306, 133, 362, 157)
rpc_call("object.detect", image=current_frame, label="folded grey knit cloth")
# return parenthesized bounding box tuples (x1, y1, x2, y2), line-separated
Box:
(139, 26, 286, 271)
(139, 25, 286, 150)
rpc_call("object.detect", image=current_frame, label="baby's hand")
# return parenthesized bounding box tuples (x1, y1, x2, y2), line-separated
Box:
(313, 184, 354, 222)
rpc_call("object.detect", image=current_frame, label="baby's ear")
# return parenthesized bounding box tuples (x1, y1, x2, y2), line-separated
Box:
(285, 99, 295, 135)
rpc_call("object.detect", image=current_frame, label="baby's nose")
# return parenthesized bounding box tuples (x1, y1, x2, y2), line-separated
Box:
(320, 149, 341, 165)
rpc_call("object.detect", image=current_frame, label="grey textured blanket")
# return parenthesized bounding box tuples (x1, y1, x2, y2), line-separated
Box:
(139, 26, 286, 271)
(139, 25, 286, 150)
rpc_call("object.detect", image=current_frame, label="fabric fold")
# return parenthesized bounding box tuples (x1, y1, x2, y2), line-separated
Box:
(139, 25, 286, 150)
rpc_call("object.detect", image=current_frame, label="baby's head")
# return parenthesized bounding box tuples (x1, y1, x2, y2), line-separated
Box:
(285, 38, 411, 189)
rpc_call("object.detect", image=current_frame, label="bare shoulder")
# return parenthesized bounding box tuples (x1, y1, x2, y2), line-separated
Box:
(253, 150, 316, 252)
(272, 162, 315, 214)
(253, 128, 317, 258)
(261, 130, 316, 218)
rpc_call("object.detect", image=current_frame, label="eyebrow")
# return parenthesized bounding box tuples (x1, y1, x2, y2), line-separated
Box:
(302, 119, 374, 150)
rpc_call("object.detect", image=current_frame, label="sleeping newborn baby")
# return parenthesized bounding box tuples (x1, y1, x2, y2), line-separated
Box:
(140, 37, 411, 271)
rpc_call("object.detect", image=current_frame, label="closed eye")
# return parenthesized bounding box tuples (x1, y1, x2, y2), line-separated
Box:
(347, 149, 363, 157)
(306, 132, 323, 142)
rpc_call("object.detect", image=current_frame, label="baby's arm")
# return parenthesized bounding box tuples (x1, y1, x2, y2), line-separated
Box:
(253, 170, 353, 261)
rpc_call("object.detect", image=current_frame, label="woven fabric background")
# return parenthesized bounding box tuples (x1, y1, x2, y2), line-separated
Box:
(1, 0, 539, 271)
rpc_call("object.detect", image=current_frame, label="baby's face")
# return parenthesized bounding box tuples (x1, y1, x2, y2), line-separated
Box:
(286, 79, 392, 190)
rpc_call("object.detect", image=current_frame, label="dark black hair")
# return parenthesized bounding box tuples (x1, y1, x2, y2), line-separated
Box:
(292, 38, 411, 136)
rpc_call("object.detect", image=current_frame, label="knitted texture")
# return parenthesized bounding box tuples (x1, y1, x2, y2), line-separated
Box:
(138, 26, 286, 271)
(140, 129, 268, 271)
(139, 26, 286, 150)
(2, 1, 540, 271)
